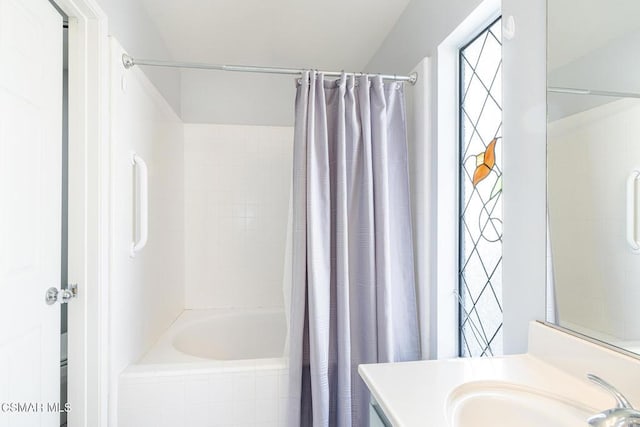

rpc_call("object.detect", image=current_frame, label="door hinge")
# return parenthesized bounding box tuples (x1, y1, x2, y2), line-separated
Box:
(45, 283, 78, 305)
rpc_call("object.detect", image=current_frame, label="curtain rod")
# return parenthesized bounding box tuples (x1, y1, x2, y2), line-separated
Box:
(548, 86, 640, 99)
(122, 54, 418, 85)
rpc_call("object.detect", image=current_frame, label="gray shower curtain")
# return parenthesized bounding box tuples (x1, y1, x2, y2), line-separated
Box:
(287, 71, 420, 427)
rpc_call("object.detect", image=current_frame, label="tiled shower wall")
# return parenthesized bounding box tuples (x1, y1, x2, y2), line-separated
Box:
(184, 124, 294, 309)
(109, 39, 185, 421)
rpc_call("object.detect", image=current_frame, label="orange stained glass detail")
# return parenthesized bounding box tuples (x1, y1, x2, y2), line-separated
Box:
(472, 138, 498, 186)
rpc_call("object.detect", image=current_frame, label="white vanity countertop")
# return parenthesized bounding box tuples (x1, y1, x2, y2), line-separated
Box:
(358, 354, 608, 427)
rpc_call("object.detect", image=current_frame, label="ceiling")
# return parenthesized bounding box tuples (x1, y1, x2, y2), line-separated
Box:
(138, 0, 412, 72)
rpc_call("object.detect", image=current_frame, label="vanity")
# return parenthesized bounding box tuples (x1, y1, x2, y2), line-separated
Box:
(359, 322, 640, 426)
(361, 0, 640, 425)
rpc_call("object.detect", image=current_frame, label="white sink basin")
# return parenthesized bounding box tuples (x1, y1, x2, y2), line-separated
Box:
(446, 381, 597, 427)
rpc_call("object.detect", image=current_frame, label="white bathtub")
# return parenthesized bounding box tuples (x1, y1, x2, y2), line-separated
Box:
(118, 308, 290, 427)
(137, 308, 287, 365)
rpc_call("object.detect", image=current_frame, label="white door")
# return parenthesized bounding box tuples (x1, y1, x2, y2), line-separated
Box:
(0, 0, 63, 425)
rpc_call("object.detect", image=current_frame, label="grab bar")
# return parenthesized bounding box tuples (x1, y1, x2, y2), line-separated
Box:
(626, 170, 640, 253)
(131, 153, 149, 257)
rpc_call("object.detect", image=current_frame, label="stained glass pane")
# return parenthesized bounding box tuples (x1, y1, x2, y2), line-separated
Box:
(459, 17, 503, 358)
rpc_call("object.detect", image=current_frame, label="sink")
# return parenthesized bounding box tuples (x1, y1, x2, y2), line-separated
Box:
(446, 381, 597, 427)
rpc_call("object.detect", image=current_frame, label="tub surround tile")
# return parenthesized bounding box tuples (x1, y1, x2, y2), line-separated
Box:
(208, 400, 234, 426)
(159, 405, 185, 427)
(154, 378, 186, 408)
(118, 382, 147, 409)
(232, 372, 256, 401)
(185, 376, 209, 404)
(232, 399, 256, 425)
(120, 365, 293, 426)
(255, 398, 278, 423)
(119, 370, 276, 427)
(209, 373, 234, 403)
(255, 373, 278, 398)
(277, 370, 289, 399)
(185, 403, 209, 426)
(118, 406, 163, 427)
(119, 377, 185, 409)
(278, 398, 290, 425)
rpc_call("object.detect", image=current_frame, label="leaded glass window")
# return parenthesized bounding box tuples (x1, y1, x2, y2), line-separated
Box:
(459, 17, 503, 358)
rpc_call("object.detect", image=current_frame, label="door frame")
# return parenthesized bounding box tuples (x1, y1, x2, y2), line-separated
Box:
(52, 0, 109, 425)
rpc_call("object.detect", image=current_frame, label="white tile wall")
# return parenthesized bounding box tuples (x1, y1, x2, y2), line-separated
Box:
(184, 124, 294, 309)
(118, 365, 289, 427)
(109, 39, 185, 423)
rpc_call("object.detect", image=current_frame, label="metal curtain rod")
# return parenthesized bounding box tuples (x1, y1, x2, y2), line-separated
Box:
(548, 86, 640, 99)
(122, 54, 418, 85)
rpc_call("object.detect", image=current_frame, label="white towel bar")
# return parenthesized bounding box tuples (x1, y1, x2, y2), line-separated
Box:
(626, 169, 640, 253)
(131, 153, 149, 257)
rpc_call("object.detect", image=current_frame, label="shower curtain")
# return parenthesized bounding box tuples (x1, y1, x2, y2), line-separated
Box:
(287, 71, 420, 427)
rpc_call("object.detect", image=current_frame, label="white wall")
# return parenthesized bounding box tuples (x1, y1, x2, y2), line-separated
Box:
(404, 59, 434, 359)
(549, 98, 640, 342)
(500, 0, 547, 355)
(367, 0, 548, 355)
(108, 38, 184, 425)
(184, 124, 293, 309)
(96, 0, 181, 115)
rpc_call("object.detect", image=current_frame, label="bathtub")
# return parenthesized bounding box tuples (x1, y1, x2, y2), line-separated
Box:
(137, 308, 287, 364)
(118, 308, 290, 427)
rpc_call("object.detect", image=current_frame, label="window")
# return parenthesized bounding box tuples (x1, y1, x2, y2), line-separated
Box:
(458, 17, 503, 357)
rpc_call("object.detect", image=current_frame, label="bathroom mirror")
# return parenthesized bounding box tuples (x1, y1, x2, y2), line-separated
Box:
(547, 0, 640, 355)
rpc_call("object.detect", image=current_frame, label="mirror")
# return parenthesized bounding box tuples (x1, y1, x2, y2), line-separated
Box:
(547, 0, 640, 355)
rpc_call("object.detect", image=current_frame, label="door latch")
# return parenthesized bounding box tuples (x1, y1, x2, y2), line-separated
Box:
(45, 283, 78, 305)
